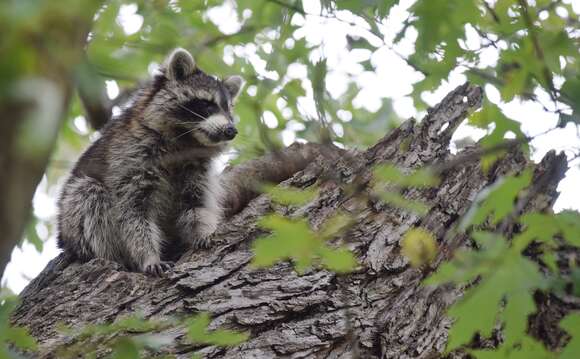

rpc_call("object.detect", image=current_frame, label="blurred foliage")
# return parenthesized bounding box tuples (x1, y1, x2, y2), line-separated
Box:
(186, 312, 249, 347)
(0, 289, 37, 359)
(426, 230, 548, 354)
(462, 169, 533, 228)
(53, 312, 247, 358)
(426, 182, 580, 356)
(374, 165, 440, 188)
(372, 165, 440, 215)
(262, 183, 318, 205)
(1, 0, 580, 357)
(401, 228, 437, 268)
(252, 214, 357, 273)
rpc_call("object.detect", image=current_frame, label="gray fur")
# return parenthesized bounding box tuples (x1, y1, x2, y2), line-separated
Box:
(165, 48, 196, 81)
(57, 48, 244, 275)
(223, 75, 245, 101)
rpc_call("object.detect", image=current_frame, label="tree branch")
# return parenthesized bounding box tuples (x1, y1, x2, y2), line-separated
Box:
(12, 83, 573, 358)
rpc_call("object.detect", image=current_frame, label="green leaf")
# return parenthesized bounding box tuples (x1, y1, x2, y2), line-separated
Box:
(425, 233, 509, 286)
(469, 349, 504, 359)
(477, 336, 553, 359)
(309, 59, 328, 123)
(252, 214, 357, 273)
(469, 102, 528, 172)
(502, 292, 536, 347)
(560, 313, 580, 359)
(378, 192, 430, 215)
(561, 76, 580, 112)
(509, 337, 552, 359)
(427, 229, 545, 352)
(202, 330, 249, 347)
(335, 0, 371, 12)
(446, 272, 505, 351)
(498, 39, 538, 102)
(411, 0, 478, 54)
(512, 211, 580, 256)
(282, 79, 306, 98)
(466, 170, 532, 227)
(187, 312, 211, 341)
(262, 185, 317, 206)
(186, 313, 249, 347)
(252, 215, 316, 271)
(446, 253, 543, 351)
(110, 338, 140, 359)
(319, 247, 357, 273)
(542, 251, 558, 273)
(512, 212, 559, 252)
(556, 211, 580, 247)
(318, 213, 354, 239)
(4, 327, 37, 351)
(0, 292, 37, 355)
(377, 0, 400, 18)
(112, 314, 161, 333)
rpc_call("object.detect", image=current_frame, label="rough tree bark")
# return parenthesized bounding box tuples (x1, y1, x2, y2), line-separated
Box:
(12, 84, 574, 358)
(0, 0, 104, 279)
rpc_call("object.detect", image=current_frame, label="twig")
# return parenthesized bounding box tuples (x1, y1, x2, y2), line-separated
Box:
(200, 26, 258, 48)
(432, 125, 560, 174)
(482, 0, 501, 24)
(264, 0, 305, 15)
(464, 67, 559, 113)
(473, 27, 499, 49)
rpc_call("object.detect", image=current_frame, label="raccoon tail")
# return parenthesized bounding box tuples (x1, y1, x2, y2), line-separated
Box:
(221, 142, 337, 217)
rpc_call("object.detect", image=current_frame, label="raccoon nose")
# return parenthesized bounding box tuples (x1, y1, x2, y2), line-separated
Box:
(223, 126, 237, 140)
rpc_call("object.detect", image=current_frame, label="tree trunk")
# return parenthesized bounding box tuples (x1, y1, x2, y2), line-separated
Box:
(0, 0, 104, 279)
(12, 84, 572, 358)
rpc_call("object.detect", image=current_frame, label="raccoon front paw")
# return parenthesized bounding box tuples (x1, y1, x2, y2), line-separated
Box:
(144, 261, 175, 276)
(191, 235, 213, 249)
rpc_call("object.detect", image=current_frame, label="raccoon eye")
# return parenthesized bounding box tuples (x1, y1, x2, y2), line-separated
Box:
(179, 99, 218, 120)
(198, 99, 218, 112)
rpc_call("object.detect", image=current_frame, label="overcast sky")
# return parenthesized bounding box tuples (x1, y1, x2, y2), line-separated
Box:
(3, 0, 579, 293)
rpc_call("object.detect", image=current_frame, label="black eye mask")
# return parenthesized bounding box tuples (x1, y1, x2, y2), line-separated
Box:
(173, 99, 219, 122)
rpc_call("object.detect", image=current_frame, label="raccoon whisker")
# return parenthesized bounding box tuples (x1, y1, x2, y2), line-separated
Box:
(173, 119, 197, 125)
(174, 103, 211, 122)
(173, 127, 199, 140)
(166, 89, 212, 122)
(173, 120, 197, 126)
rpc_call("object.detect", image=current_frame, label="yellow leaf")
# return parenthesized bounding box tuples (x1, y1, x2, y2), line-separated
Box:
(401, 228, 438, 267)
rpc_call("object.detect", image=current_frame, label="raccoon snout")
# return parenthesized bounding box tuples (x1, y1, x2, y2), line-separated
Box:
(223, 125, 237, 140)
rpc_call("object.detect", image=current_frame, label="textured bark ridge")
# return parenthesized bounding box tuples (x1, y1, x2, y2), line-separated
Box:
(12, 84, 571, 358)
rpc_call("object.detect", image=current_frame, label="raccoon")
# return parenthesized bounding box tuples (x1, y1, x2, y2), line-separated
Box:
(57, 48, 245, 276)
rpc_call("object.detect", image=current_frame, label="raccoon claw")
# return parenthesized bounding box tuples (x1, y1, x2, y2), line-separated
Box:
(144, 261, 175, 276)
(191, 236, 212, 250)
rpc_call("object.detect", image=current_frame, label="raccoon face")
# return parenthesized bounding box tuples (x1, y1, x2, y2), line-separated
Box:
(155, 48, 245, 146)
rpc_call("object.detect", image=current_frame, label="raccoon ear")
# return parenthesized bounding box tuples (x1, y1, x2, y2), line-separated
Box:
(165, 48, 196, 81)
(223, 75, 245, 101)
